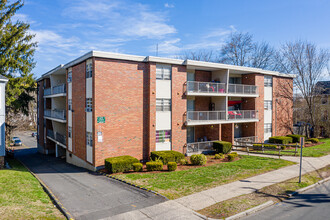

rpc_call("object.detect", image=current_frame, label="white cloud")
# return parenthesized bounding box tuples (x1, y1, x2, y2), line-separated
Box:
(152, 38, 182, 54)
(164, 3, 174, 8)
(11, 13, 36, 24)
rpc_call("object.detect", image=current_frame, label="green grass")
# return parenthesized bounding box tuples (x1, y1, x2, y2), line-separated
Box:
(260, 138, 330, 157)
(0, 158, 65, 220)
(117, 155, 295, 199)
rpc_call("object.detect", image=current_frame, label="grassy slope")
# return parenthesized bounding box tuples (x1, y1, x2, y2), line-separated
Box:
(117, 155, 295, 199)
(0, 159, 64, 220)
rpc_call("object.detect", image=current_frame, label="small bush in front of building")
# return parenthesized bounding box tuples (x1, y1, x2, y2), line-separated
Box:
(227, 152, 238, 161)
(105, 155, 139, 173)
(307, 138, 319, 143)
(190, 154, 207, 165)
(146, 161, 163, 171)
(133, 163, 143, 172)
(269, 136, 293, 145)
(167, 162, 177, 171)
(150, 151, 185, 165)
(214, 153, 224, 159)
(179, 158, 188, 165)
(213, 141, 232, 154)
(286, 134, 306, 143)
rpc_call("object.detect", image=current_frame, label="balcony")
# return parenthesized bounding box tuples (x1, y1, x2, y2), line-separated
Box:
(186, 141, 217, 156)
(186, 110, 258, 126)
(44, 109, 66, 122)
(47, 129, 66, 147)
(44, 84, 66, 97)
(234, 136, 258, 146)
(186, 81, 258, 97)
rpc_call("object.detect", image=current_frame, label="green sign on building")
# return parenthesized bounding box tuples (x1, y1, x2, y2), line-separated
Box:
(97, 116, 105, 123)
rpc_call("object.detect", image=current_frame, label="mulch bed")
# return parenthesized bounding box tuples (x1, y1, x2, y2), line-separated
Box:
(285, 141, 325, 150)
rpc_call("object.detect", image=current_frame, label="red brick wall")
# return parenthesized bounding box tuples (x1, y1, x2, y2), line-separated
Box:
(72, 62, 87, 162)
(273, 77, 293, 136)
(195, 97, 211, 111)
(148, 63, 156, 156)
(195, 70, 211, 82)
(171, 65, 187, 153)
(242, 122, 257, 137)
(221, 123, 234, 143)
(195, 125, 221, 141)
(37, 81, 44, 149)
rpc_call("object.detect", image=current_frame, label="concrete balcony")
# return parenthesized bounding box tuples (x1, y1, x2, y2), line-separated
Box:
(186, 81, 258, 97)
(46, 129, 66, 147)
(44, 84, 66, 98)
(44, 109, 66, 123)
(186, 110, 258, 126)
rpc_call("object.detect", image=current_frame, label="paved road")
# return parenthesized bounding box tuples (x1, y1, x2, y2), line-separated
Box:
(243, 180, 330, 220)
(16, 132, 167, 220)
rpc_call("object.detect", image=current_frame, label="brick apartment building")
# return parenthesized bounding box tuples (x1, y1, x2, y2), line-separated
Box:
(37, 51, 294, 171)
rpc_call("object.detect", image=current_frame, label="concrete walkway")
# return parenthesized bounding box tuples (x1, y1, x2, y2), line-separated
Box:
(175, 154, 330, 211)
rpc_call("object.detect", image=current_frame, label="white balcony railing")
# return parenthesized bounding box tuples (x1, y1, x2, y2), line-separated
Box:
(234, 136, 258, 145)
(227, 110, 258, 121)
(187, 81, 226, 94)
(186, 141, 217, 155)
(44, 109, 66, 121)
(44, 84, 66, 96)
(228, 84, 258, 95)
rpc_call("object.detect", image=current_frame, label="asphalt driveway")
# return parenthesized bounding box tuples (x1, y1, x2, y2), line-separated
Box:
(18, 153, 167, 220)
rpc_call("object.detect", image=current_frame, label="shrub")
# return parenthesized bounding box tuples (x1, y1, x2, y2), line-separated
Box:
(150, 151, 185, 165)
(227, 152, 238, 161)
(269, 136, 293, 145)
(167, 162, 177, 171)
(105, 155, 139, 173)
(213, 141, 232, 154)
(190, 154, 207, 165)
(133, 163, 143, 172)
(308, 138, 319, 143)
(286, 134, 306, 143)
(214, 153, 224, 159)
(146, 161, 163, 171)
(179, 158, 188, 165)
(230, 152, 238, 157)
(253, 144, 286, 150)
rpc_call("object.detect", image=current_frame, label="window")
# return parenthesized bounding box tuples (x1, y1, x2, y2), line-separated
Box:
(68, 126, 72, 138)
(86, 132, 93, 146)
(68, 70, 72, 83)
(68, 99, 72, 111)
(264, 75, 272, 87)
(86, 63, 92, 78)
(156, 64, 171, 80)
(264, 100, 272, 110)
(156, 130, 171, 143)
(86, 98, 92, 112)
(264, 123, 272, 133)
(156, 99, 171, 111)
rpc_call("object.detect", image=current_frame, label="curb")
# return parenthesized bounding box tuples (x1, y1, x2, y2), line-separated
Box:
(17, 158, 75, 220)
(97, 171, 169, 200)
(288, 175, 330, 197)
(224, 200, 274, 220)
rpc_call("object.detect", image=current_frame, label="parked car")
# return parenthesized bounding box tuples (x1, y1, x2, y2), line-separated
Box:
(13, 139, 22, 146)
(31, 132, 37, 137)
(12, 137, 19, 142)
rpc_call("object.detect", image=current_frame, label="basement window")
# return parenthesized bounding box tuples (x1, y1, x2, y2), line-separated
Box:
(156, 130, 171, 143)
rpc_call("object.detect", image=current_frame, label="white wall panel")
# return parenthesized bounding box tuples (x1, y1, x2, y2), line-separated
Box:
(86, 112, 92, 132)
(264, 87, 273, 100)
(156, 112, 171, 130)
(156, 80, 171, 98)
(86, 145, 93, 163)
(86, 78, 92, 98)
(156, 142, 171, 151)
(264, 110, 272, 123)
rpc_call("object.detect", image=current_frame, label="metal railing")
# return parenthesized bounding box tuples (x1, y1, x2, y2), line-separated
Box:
(47, 129, 66, 146)
(227, 110, 258, 121)
(234, 136, 258, 145)
(47, 129, 55, 139)
(44, 83, 66, 96)
(228, 84, 258, 95)
(186, 141, 217, 154)
(186, 110, 258, 123)
(44, 87, 52, 96)
(44, 109, 66, 120)
(186, 81, 226, 94)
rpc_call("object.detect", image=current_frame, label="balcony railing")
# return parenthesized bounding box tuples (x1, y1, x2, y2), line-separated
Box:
(234, 136, 258, 146)
(47, 129, 66, 146)
(44, 109, 66, 121)
(44, 84, 66, 96)
(47, 129, 55, 139)
(186, 141, 217, 155)
(186, 81, 258, 96)
(186, 110, 258, 124)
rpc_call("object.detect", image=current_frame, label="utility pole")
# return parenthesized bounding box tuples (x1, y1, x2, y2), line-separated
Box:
(299, 137, 304, 183)
(156, 43, 158, 57)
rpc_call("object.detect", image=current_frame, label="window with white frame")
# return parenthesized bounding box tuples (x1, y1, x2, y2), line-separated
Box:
(68, 70, 72, 83)
(156, 130, 171, 143)
(264, 75, 272, 87)
(156, 64, 171, 80)
(86, 63, 92, 78)
(86, 132, 93, 146)
(156, 99, 171, 111)
(264, 123, 272, 133)
(264, 100, 272, 110)
(86, 98, 92, 112)
(68, 126, 72, 138)
(68, 99, 72, 111)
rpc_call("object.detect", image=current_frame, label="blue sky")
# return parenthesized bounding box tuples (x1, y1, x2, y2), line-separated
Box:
(14, 0, 330, 78)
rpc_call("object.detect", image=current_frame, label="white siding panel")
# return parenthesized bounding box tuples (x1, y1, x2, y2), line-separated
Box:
(156, 112, 171, 130)
(86, 112, 92, 132)
(156, 80, 171, 98)
(68, 137, 72, 151)
(86, 78, 92, 98)
(68, 83, 72, 99)
(264, 87, 273, 100)
(68, 110, 72, 127)
(86, 145, 93, 163)
(156, 142, 171, 151)
(264, 110, 272, 123)
(264, 132, 272, 141)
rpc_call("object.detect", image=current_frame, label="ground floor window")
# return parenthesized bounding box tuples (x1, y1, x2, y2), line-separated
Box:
(156, 130, 171, 143)
(264, 123, 272, 133)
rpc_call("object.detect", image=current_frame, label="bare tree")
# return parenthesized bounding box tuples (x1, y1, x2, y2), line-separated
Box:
(250, 41, 275, 69)
(178, 50, 214, 62)
(275, 40, 330, 137)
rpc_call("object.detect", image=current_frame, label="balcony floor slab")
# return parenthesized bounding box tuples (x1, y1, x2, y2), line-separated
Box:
(186, 119, 259, 126)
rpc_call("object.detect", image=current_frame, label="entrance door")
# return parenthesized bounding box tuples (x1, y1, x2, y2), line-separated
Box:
(187, 127, 195, 143)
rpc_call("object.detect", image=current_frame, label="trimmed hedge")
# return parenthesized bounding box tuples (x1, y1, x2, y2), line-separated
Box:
(133, 163, 143, 172)
(190, 154, 207, 165)
(308, 138, 319, 143)
(150, 151, 185, 165)
(227, 152, 238, 161)
(213, 141, 232, 154)
(253, 144, 286, 150)
(146, 161, 163, 171)
(105, 155, 139, 173)
(179, 158, 188, 165)
(287, 134, 305, 143)
(269, 136, 293, 145)
(214, 153, 224, 159)
(167, 162, 177, 171)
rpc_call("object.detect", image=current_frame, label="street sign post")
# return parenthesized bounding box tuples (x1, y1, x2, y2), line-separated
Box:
(299, 137, 304, 183)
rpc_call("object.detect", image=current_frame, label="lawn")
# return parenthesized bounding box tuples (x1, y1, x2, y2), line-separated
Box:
(116, 155, 295, 199)
(0, 158, 65, 220)
(260, 138, 330, 157)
